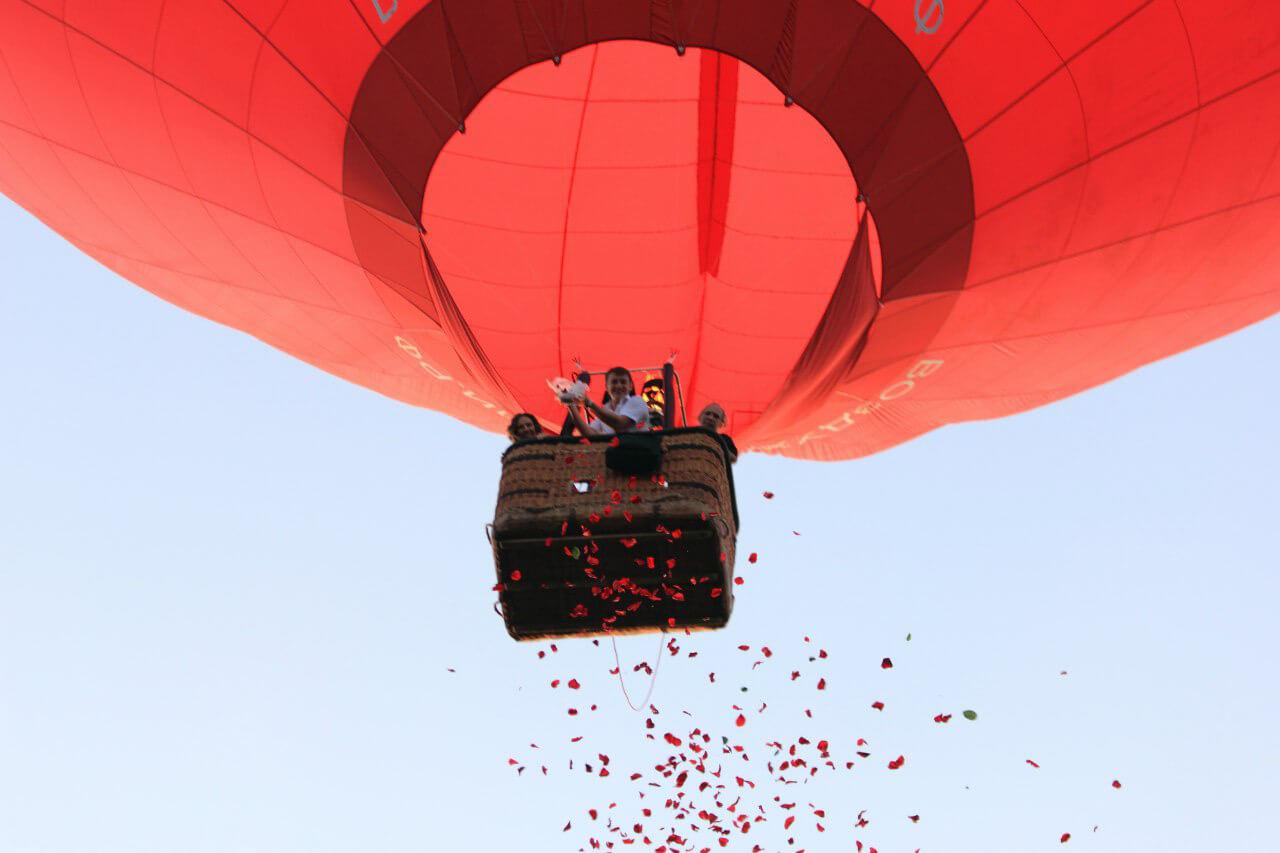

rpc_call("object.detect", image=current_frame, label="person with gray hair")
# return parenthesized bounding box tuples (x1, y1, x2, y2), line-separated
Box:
(696, 403, 738, 464)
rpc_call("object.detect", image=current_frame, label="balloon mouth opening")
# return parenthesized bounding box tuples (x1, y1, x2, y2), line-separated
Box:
(345, 4, 971, 443)
(422, 39, 881, 296)
(419, 40, 881, 407)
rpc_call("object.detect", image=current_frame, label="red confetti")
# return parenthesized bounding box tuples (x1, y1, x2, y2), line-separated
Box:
(748, 553, 758, 564)
(1026, 759, 1040, 768)
(1060, 833, 1071, 843)
(908, 815, 920, 823)
(762, 491, 774, 499)
(734, 577, 744, 586)
(510, 570, 522, 582)
(871, 701, 884, 711)
(881, 657, 892, 669)
(735, 714, 746, 728)
(568, 679, 581, 690)
(816, 678, 826, 690)
(888, 755, 905, 770)
(1112, 780, 1122, 789)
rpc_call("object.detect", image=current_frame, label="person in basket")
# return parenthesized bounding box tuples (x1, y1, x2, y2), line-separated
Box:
(564, 366, 650, 436)
(696, 402, 738, 463)
(506, 413, 543, 443)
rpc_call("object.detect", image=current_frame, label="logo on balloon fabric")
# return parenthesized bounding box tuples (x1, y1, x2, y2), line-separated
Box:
(372, 0, 396, 23)
(914, 0, 944, 34)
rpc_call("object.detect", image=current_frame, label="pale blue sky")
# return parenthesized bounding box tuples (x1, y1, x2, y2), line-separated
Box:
(1, 194, 1277, 853)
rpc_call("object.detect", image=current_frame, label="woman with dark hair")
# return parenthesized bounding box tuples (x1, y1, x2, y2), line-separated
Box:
(564, 366, 650, 436)
(506, 413, 543, 443)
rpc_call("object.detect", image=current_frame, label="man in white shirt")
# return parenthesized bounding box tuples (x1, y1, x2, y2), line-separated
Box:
(565, 366, 650, 435)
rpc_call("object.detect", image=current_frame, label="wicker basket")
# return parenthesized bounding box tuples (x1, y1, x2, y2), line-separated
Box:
(491, 428, 738, 641)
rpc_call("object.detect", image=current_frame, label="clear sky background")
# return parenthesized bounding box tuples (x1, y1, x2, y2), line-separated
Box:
(1, 193, 1277, 853)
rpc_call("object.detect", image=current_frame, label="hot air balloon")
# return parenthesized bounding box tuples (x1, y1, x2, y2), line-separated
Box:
(2, 0, 1278, 456)
(2, 1, 1278, 634)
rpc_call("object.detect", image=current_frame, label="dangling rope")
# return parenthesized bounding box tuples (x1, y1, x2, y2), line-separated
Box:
(611, 630, 668, 712)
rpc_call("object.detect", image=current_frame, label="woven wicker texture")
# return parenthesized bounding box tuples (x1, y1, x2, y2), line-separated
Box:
(491, 430, 738, 640)
(495, 431, 735, 541)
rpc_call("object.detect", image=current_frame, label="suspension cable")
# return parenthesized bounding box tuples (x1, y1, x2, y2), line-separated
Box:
(611, 630, 668, 712)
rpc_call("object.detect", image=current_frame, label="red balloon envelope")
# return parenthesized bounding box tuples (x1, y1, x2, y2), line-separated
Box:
(1, 0, 1277, 459)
